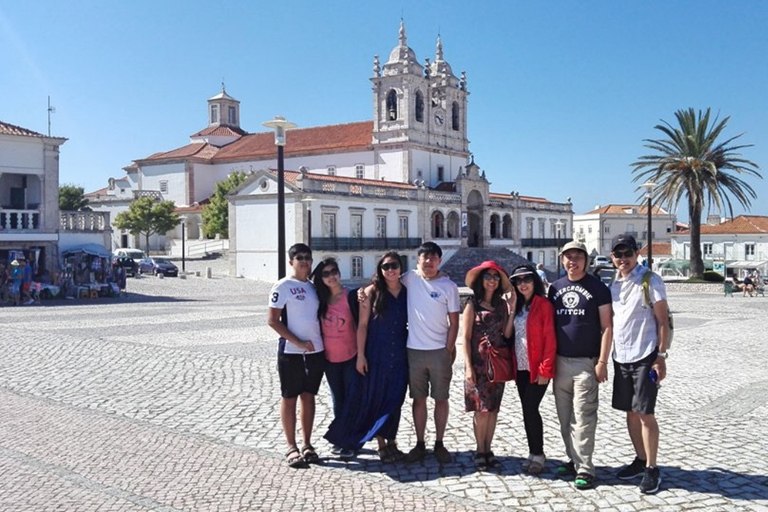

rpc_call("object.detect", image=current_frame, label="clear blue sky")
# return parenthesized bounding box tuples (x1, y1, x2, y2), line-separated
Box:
(2, 1, 766, 220)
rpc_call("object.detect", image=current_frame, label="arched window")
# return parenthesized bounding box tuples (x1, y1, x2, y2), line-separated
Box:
(502, 214, 513, 239)
(451, 101, 460, 130)
(446, 211, 459, 239)
(415, 91, 424, 122)
(431, 211, 444, 238)
(490, 214, 501, 239)
(386, 90, 398, 121)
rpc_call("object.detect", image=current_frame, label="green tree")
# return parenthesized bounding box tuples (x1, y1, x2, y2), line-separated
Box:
(202, 171, 248, 238)
(632, 108, 761, 279)
(114, 197, 181, 252)
(59, 184, 90, 211)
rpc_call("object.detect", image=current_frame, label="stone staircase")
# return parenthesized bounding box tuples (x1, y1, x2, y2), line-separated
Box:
(439, 247, 542, 287)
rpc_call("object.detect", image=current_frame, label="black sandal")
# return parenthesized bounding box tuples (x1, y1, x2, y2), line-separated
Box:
(286, 447, 307, 468)
(475, 452, 488, 471)
(485, 451, 501, 468)
(301, 444, 319, 464)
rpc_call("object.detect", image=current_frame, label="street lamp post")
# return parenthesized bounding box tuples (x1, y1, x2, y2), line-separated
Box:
(263, 116, 297, 279)
(555, 219, 564, 278)
(641, 181, 656, 270)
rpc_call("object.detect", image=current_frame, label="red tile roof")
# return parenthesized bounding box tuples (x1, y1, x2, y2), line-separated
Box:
(0, 120, 45, 137)
(585, 204, 667, 215)
(677, 215, 768, 235)
(84, 187, 108, 197)
(639, 242, 671, 256)
(191, 125, 248, 137)
(262, 169, 416, 190)
(143, 142, 220, 161)
(213, 121, 373, 161)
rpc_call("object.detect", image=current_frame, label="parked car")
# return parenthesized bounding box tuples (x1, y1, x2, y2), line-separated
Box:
(138, 257, 179, 277)
(114, 248, 147, 264)
(112, 256, 138, 277)
(591, 255, 612, 268)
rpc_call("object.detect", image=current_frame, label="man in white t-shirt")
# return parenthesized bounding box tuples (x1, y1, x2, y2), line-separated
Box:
(267, 243, 325, 468)
(402, 241, 461, 464)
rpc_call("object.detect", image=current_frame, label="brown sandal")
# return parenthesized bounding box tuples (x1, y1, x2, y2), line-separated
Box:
(286, 448, 307, 468)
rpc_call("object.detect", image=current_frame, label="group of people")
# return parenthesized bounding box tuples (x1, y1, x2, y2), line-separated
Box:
(0, 259, 40, 306)
(267, 233, 670, 495)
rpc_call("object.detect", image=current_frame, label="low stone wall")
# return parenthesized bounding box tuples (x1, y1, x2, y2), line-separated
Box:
(664, 281, 725, 294)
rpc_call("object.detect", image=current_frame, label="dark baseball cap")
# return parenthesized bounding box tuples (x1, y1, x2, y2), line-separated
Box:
(612, 234, 639, 251)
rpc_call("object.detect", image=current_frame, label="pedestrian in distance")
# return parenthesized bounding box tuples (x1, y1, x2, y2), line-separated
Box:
(509, 264, 557, 475)
(548, 240, 613, 490)
(311, 257, 358, 460)
(462, 260, 515, 471)
(266, 243, 325, 469)
(609, 234, 670, 495)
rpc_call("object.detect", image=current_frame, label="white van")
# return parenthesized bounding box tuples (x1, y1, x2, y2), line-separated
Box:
(114, 248, 147, 264)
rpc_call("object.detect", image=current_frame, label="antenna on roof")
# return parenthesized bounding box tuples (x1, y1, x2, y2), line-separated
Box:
(47, 96, 56, 136)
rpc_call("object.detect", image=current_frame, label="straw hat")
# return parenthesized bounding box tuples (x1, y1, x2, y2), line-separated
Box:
(464, 260, 512, 293)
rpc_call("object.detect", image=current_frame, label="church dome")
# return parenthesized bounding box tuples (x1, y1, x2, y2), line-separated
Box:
(383, 21, 424, 76)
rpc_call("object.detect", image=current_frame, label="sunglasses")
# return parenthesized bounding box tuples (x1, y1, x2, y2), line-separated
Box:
(380, 261, 401, 271)
(293, 255, 312, 262)
(513, 275, 534, 285)
(612, 249, 635, 259)
(321, 268, 339, 278)
(483, 273, 501, 281)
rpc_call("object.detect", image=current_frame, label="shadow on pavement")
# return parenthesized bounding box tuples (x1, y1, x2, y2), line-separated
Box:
(35, 294, 202, 307)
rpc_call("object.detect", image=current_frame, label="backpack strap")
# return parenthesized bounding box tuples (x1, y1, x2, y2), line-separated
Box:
(642, 271, 653, 307)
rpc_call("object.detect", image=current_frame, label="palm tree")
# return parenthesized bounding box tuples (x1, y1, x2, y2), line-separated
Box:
(632, 108, 761, 279)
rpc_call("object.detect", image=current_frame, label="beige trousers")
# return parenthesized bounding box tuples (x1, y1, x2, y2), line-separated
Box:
(553, 355, 599, 476)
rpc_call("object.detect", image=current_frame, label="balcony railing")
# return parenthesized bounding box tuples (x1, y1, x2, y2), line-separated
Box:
(310, 237, 423, 252)
(60, 211, 110, 232)
(0, 209, 40, 231)
(520, 237, 563, 248)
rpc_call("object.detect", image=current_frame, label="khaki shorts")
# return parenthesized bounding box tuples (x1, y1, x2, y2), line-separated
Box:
(408, 348, 453, 401)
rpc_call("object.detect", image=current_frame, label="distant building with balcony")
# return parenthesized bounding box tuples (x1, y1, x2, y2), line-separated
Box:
(1, 120, 112, 277)
(573, 204, 677, 258)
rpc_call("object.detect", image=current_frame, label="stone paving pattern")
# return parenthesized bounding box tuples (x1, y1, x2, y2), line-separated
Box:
(1, 258, 767, 511)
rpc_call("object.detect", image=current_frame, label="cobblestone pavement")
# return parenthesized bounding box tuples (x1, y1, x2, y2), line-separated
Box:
(1, 262, 767, 511)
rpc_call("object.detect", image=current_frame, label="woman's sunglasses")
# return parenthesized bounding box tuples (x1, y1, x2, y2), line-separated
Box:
(321, 268, 340, 278)
(380, 261, 401, 271)
(483, 273, 501, 281)
(513, 275, 534, 286)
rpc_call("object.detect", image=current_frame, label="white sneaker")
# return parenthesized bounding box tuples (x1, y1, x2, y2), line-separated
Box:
(521, 453, 534, 470)
(527, 454, 547, 474)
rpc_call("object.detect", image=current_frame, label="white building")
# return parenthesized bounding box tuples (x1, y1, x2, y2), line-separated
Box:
(573, 204, 677, 257)
(670, 215, 768, 278)
(88, 22, 573, 279)
(1, 120, 110, 276)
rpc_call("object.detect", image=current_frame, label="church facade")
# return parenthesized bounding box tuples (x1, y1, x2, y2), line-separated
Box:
(88, 22, 572, 281)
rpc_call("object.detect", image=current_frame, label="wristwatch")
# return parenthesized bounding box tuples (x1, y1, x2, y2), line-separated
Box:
(657, 351, 668, 360)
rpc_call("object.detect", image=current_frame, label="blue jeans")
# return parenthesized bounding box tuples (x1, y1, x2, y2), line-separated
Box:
(325, 356, 357, 419)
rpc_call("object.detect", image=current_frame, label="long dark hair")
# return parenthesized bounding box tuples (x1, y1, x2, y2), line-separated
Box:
(311, 257, 339, 320)
(371, 251, 401, 317)
(511, 264, 546, 315)
(470, 269, 504, 311)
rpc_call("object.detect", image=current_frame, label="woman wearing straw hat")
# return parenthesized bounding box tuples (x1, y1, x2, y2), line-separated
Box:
(462, 260, 514, 470)
(509, 264, 556, 475)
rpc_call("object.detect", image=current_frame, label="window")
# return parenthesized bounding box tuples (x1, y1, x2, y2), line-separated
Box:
(159, 181, 168, 193)
(451, 101, 460, 130)
(351, 214, 363, 238)
(228, 106, 237, 125)
(526, 219, 534, 238)
(538, 251, 545, 264)
(550, 250, 556, 265)
(376, 215, 387, 238)
(355, 164, 364, 180)
(386, 90, 398, 120)
(703, 242, 713, 258)
(490, 214, 500, 239)
(351, 257, 363, 279)
(745, 243, 756, 258)
(604, 224, 611, 234)
(210, 104, 219, 124)
(538, 219, 546, 237)
(437, 166, 444, 182)
(322, 213, 336, 238)
(398, 216, 408, 238)
(327, 166, 336, 176)
(588, 225, 593, 234)
(415, 91, 424, 122)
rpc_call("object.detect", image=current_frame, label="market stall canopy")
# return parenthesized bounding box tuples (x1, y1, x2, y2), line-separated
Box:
(726, 260, 768, 270)
(60, 243, 111, 259)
